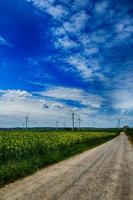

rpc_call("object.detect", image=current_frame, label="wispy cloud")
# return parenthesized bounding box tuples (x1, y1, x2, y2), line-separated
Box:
(64, 10, 89, 33)
(0, 0, 132, 127)
(112, 90, 133, 111)
(37, 86, 103, 108)
(109, 72, 133, 112)
(27, 0, 69, 19)
(65, 54, 93, 79)
(0, 89, 31, 99)
(54, 35, 79, 49)
(26, 0, 97, 80)
(26, 0, 133, 83)
(0, 35, 12, 47)
(94, 1, 109, 14)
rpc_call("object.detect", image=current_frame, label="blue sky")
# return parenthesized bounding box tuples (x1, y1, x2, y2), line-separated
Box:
(0, 0, 133, 127)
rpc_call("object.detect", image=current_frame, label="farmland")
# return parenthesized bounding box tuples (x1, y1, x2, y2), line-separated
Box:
(0, 130, 118, 187)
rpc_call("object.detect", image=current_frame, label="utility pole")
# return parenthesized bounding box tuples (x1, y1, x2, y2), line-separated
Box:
(72, 112, 75, 131)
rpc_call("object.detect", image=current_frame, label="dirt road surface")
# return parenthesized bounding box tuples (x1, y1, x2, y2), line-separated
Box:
(0, 133, 133, 200)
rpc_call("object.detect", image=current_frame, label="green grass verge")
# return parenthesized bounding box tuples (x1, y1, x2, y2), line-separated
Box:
(124, 127, 133, 144)
(0, 131, 118, 187)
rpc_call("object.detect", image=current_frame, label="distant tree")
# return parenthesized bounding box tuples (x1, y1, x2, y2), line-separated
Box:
(123, 126, 130, 134)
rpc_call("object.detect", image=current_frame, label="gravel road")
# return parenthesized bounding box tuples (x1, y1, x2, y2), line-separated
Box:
(0, 133, 133, 200)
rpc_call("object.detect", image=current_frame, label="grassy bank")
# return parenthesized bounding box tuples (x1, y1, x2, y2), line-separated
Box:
(0, 130, 118, 187)
(124, 127, 133, 143)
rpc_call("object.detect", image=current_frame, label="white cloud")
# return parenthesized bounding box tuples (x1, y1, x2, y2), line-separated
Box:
(70, 10, 89, 31)
(112, 90, 133, 111)
(27, 0, 55, 10)
(47, 4, 68, 19)
(39, 87, 84, 101)
(0, 89, 69, 127)
(38, 86, 103, 107)
(94, 1, 109, 14)
(65, 54, 93, 79)
(90, 29, 111, 43)
(63, 10, 89, 34)
(115, 32, 131, 42)
(0, 89, 31, 99)
(0, 35, 11, 47)
(26, 0, 107, 82)
(1, 89, 131, 128)
(84, 47, 99, 55)
(27, 0, 68, 19)
(71, 0, 90, 11)
(26, 0, 132, 86)
(53, 27, 66, 36)
(80, 34, 91, 46)
(93, 72, 108, 82)
(108, 70, 133, 113)
(63, 22, 77, 34)
(0, 88, 103, 127)
(54, 35, 79, 49)
(125, 25, 133, 33)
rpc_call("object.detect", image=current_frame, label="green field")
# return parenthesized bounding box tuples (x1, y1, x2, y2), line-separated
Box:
(0, 130, 118, 187)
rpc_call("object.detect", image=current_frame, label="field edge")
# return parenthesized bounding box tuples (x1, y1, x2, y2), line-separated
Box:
(0, 132, 118, 188)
